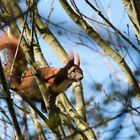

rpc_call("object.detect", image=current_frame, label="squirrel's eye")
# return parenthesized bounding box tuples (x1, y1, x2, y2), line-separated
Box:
(72, 69, 76, 72)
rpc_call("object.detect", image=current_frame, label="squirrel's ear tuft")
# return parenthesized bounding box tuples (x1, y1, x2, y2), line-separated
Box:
(66, 51, 74, 66)
(75, 52, 80, 66)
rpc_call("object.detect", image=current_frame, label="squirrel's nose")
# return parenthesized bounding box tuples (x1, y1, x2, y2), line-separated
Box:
(76, 74, 83, 81)
(79, 74, 83, 80)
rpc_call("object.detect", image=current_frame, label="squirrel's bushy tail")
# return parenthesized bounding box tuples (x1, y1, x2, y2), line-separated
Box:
(0, 32, 27, 82)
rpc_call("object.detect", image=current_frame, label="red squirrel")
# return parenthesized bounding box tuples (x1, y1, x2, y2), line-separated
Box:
(0, 32, 83, 112)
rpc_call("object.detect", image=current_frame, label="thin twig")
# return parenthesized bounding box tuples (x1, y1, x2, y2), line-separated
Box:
(9, 14, 28, 82)
(0, 60, 24, 140)
(84, 0, 140, 53)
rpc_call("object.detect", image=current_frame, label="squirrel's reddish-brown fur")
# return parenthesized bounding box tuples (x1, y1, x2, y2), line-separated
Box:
(0, 33, 27, 83)
(0, 32, 83, 112)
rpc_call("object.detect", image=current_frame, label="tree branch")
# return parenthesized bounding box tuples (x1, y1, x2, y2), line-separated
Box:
(59, 0, 140, 99)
